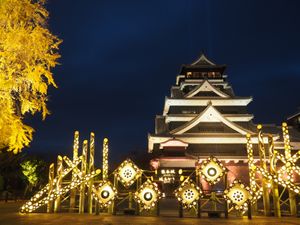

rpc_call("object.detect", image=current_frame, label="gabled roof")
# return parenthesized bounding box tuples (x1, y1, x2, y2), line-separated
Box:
(287, 110, 300, 121)
(170, 102, 255, 135)
(184, 80, 230, 98)
(179, 53, 227, 76)
(163, 97, 253, 115)
(191, 54, 215, 66)
(159, 138, 189, 149)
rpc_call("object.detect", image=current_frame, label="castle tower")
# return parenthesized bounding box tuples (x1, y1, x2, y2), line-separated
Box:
(148, 54, 279, 171)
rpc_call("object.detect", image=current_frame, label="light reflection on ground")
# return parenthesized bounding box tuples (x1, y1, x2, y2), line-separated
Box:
(1, 202, 300, 225)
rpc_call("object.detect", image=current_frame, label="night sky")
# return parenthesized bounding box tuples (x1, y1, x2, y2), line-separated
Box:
(27, 0, 300, 163)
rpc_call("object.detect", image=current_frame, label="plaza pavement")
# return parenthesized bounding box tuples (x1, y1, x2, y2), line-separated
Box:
(0, 202, 300, 225)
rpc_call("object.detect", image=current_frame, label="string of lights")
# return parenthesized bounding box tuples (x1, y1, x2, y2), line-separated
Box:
(134, 180, 161, 211)
(175, 179, 202, 209)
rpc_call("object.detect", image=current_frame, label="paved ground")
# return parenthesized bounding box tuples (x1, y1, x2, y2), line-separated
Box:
(1, 202, 300, 225)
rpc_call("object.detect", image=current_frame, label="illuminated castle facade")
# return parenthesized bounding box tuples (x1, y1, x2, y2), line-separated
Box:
(148, 54, 300, 177)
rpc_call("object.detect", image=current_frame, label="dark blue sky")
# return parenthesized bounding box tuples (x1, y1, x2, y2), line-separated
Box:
(27, 0, 300, 162)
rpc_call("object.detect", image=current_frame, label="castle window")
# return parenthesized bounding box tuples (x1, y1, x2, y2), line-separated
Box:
(182, 110, 196, 114)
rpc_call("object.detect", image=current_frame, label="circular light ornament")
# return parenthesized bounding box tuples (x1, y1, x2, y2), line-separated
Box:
(198, 156, 227, 185)
(175, 179, 202, 209)
(101, 190, 110, 199)
(144, 192, 153, 201)
(134, 180, 161, 211)
(93, 181, 117, 208)
(207, 167, 217, 177)
(121, 165, 135, 180)
(224, 180, 252, 212)
(114, 159, 142, 188)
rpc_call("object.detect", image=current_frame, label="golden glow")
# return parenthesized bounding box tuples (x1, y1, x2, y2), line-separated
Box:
(178, 169, 183, 175)
(246, 133, 262, 201)
(0, 0, 61, 153)
(73, 131, 79, 160)
(134, 180, 161, 211)
(114, 159, 142, 188)
(224, 180, 252, 211)
(175, 179, 202, 209)
(198, 156, 226, 185)
(20, 160, 40, 186)
(20, 135, 104, 214)
(246, 124, 300, 198)
(102, 138, 109, 180)
(92, 181, 117, 208)
(20, 163, 100, 213)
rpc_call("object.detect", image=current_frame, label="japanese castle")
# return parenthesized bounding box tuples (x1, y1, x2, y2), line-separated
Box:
(148, 54, 300, 175)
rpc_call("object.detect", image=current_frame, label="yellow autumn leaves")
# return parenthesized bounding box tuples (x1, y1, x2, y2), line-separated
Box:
(0, 0, 61, 153)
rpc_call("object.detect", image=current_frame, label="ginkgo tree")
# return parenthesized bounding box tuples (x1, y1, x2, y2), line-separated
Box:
(0, 0, 61, 153)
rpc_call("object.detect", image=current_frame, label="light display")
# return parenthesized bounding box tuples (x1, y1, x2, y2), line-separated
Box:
(134, 180, 161, 210)
(87, 132, 95, 213)
(246, 134, 263, 201)
(79, 140, 88, 213)
(103, 138, 109, 180)
(92, 180, 117, 208)
(198, 156, 227, 185)
(20, 168, 100, 213)
(245, 123, 300, 217)
(70, 131, 80, 211)
(224, 180, 252, 211)
(247, 124, 300, 196)
(114, 159, 142, 188)
(175, 179, 202, 209)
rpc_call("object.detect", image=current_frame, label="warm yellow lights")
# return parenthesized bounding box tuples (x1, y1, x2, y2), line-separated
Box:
(134, 180, 161, 210)
(92, 181, 117, 208)
(175, 179, 202, 209)
(246, 133, 261, 201)
(114, 159, 142, 188)
(103, 138, 109, 180)
(245, 123, 300, 218)
(20, 168, 100, 213)
(198, 156, 227, 185)
(224, 180, 252, 211)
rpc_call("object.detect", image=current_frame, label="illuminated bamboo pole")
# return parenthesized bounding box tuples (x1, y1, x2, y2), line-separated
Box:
(257, 125, 271, 216)
(54, 155, 63, 213)
(112, 175, 118, 215)
(282, 123, 297, 216)
(268, 135, 281, 218)
(246, 134, 257, 213)
(103, 138, 109, 180)
(47, 163, 55, 213)
(87, 132, 95, 214)
(246, 134, 256, 193)
(79, 140, 88, 213)
(103, 138, 113, 214)
(70, 131, 79, 212)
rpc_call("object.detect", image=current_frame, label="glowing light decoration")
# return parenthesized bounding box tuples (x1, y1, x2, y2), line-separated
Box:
(246, 124, 300, 198)
(246, 134, 263, 202)
(175, 179, 202, 209)
(134, 180, 161, 210)
(102, 138, 109, 180)
(198, 156, 227, 185)
(20, 168, 100, 213)
(224, 180, 252, 211)
(92, 181, 117, 208)
(114, 159, 142, 188)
